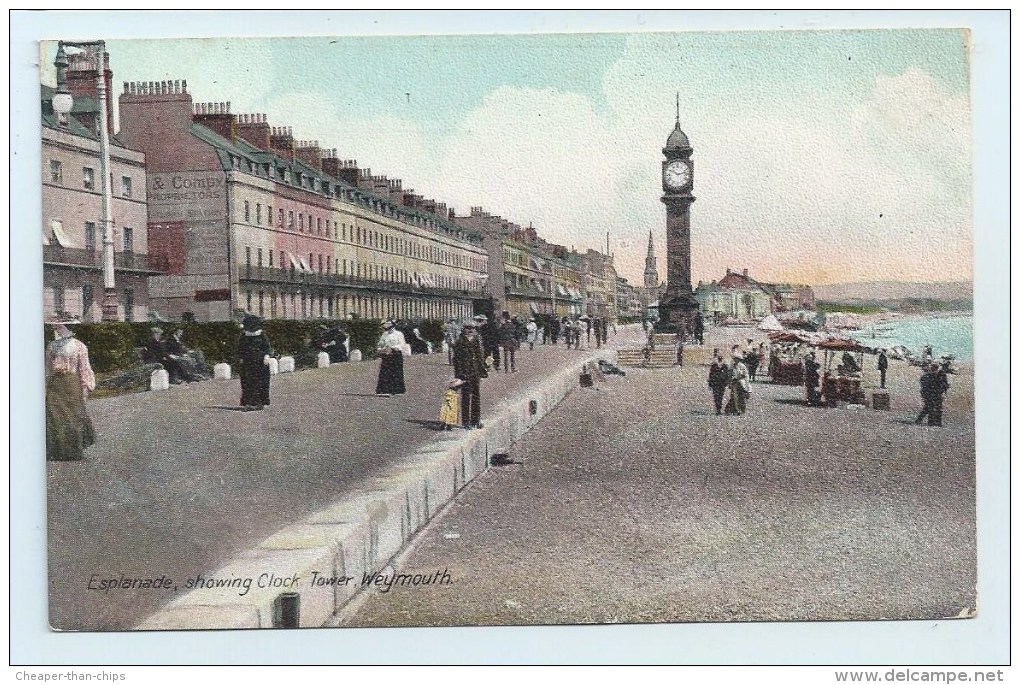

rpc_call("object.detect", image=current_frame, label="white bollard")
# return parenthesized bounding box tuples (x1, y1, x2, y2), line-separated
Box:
(402, 344, 412, 357)
(427, 342, 433, 354)
(349, 349, 362, 362)
(317, 351, 331, 368)
(267, 358, 279, 375)
(441, 341, 449, 353)
(150, 369, 170, 391)
(279, 356, 295, 373)
(213, 363, 231, 380)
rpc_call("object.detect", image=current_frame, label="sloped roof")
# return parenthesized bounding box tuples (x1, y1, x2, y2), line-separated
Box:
(189, 121, 483, 244)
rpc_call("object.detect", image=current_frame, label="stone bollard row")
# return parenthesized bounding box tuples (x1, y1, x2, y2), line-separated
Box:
(135, 350, 616, 630)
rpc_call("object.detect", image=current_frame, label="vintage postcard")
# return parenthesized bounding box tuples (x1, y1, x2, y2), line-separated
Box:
(38, 27, 980, 637)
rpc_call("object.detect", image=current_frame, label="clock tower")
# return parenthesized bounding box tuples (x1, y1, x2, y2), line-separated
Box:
(657, 96, 700, 333)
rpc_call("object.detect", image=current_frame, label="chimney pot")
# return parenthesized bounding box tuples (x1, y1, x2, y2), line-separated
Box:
(742, 268, 748, 277)
(182, 80, 187, 92)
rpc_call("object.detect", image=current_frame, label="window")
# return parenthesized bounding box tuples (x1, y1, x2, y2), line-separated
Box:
(318, 254, 323, 272)
(121, 176, 132, 198)
(279, 209, 284, 227)
(53, 287, 65, 315)
(82, 285, 94, 322)
(124, 289, 134, 322)
(244, 201, 251, 222)
(288, 211, 294, 229)
(317, 217, 322, 235)
(122, 227, 134, 253)
(82, 167, 95, 190)
(284, 170, 291, 184)
(299, 213, 304, 231)
(50, 160, 62, 184)
(256, 204, 262, 225)
(84, 222, 96, 251)
(268, 206, 273, 225)
(245, 247, 251, 267)
(257, 248, 263, 267)
(268, 250, 273, 268)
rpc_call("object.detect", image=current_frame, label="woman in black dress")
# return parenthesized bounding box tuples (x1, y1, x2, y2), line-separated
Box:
(238, 314, 274, 410)
(375, 320, 407, 397)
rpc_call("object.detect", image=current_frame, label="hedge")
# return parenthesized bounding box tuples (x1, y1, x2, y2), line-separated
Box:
(44, 318, 449, 375)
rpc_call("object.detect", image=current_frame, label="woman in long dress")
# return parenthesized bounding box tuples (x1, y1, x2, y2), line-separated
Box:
(46, 319, 96, 461)
(375, 320, 407, 397)
(238, 314, 274, 410)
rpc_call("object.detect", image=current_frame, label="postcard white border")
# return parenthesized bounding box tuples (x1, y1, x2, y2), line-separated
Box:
(10, 9, 1010, 665)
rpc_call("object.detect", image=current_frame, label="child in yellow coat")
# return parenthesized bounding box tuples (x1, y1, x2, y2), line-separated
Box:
(439, 379, 464, 430)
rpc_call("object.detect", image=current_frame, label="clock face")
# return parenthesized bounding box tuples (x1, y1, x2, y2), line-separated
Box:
(664, 160, 691, 190)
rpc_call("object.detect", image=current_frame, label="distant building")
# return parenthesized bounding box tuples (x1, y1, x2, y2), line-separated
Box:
(696, 268, 773, 322)
(41, 51, 158, 322)
(696, 268, 815, 321)
(116, 81, 487, 322)
(453, 208, 590, 319)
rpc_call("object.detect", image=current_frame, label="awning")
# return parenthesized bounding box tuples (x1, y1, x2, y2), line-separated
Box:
(51, 221, 75, 248)
(568, 288, 581, 299)
(298, 256, 312, 272)
(287, 252, 300, 270)
(557, 284, 569, 296)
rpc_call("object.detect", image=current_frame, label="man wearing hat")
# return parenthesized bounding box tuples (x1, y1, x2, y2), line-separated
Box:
(476, 314, 500, 370)
(375, 320, 407, 397)
(46, 315, 96, 461)
(237, 314, 275, 410)
(453, 319, 487, 429)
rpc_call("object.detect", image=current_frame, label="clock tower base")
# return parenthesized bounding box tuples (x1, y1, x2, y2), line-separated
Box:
(654, 292, 701, 335)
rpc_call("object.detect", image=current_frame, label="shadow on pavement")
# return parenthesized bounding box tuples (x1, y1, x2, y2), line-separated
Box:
(204, 405, 252, 412)
(405, 419, 449, 431)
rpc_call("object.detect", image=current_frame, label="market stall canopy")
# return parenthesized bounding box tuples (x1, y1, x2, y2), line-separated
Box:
(768, 331, 811, 343)
(816, 338, 867, 352)
(758, 314, 783, 331)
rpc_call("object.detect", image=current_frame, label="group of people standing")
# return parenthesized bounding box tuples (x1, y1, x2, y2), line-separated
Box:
(707, 346, 753, 415)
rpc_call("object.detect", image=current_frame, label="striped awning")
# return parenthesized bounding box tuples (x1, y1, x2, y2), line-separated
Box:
(51, 221, 76, 248)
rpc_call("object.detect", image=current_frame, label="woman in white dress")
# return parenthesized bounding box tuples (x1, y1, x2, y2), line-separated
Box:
(375, 320, 407, 396)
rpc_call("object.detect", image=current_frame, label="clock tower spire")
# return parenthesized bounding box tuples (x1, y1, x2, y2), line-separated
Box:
(657, 100, 700, 333)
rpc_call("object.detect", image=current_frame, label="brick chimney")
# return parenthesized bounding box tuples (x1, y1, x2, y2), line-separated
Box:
(67, 49, 114, 136)
(192, 101, 234, 141)
(269, 126, 295, 161)
(119, 80, 196, 170)
(295, 140, 323, 170)
(324, 158, 359, 187)
(235, 113, 270, 149)
(742, 268, 749, 277)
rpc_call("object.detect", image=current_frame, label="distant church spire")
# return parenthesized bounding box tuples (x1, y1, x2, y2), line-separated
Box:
(643, 230, 659, 289)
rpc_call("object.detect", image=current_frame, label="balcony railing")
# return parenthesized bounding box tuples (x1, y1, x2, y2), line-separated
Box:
(239, 265, 480, 300)
(43, 245, 168, 273)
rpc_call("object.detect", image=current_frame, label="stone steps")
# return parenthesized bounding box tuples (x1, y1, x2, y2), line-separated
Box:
(617, 345, 714, 368)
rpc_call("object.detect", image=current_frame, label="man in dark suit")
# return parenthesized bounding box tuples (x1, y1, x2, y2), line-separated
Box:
(453, 320, 488, 429)
(477, 314, 500, 369)
(877, 349, 889, 389)
(707, 349, 730, 414)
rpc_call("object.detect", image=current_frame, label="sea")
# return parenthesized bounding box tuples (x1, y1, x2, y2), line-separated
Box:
(861, 314, 973, 361)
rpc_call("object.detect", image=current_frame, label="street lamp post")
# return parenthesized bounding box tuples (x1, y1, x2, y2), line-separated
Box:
(52, 40, 119, 321)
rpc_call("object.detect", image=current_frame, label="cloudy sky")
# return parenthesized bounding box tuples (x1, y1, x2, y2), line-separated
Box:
(44, 29, 972, 286)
